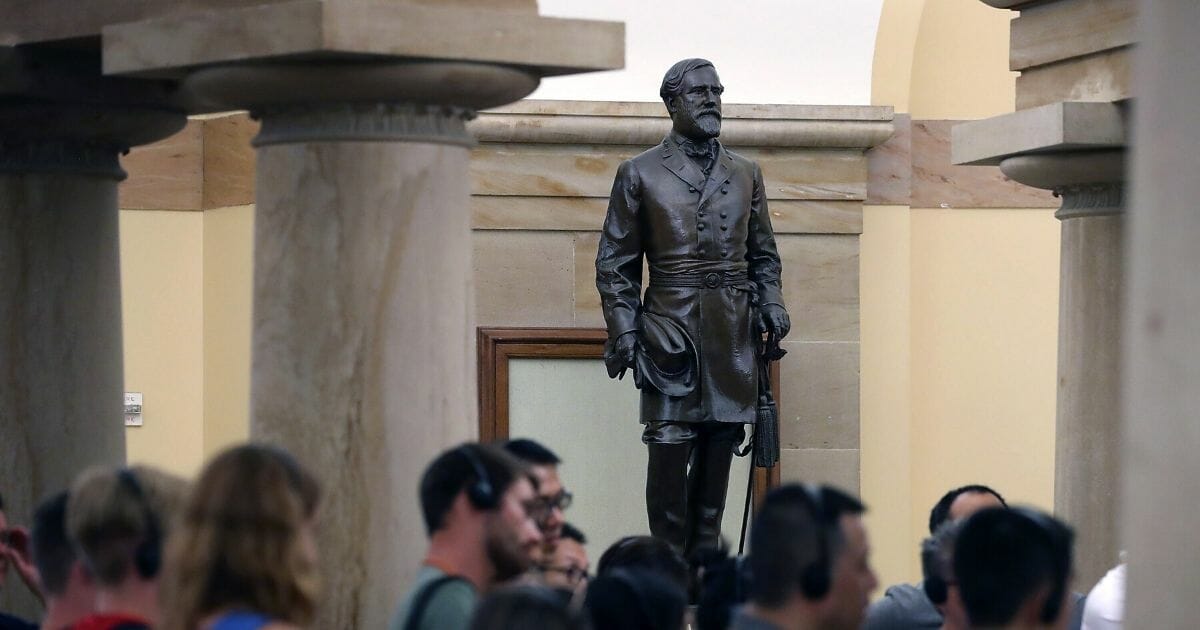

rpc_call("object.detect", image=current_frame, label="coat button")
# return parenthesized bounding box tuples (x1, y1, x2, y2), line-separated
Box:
(721, 188, 728, 194)
(721, 249, 730, 257)
(720, 225, 728, 231)
(698, 223, 706, 230)
(720, 212, 728, 218)
(689, 187, 696, 193)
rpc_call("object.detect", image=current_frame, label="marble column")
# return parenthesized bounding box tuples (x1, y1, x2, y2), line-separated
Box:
(0, 55, 185, 616)
(184, 63, 537, 628)
(999, 151, 1125, 588)
(1123, 1, 1200, 625)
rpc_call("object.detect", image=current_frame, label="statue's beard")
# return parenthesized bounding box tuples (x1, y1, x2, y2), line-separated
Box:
(678, 107, 722, 140)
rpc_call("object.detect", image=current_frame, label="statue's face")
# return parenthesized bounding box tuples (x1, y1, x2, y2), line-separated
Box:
(669, 65, 723, 140)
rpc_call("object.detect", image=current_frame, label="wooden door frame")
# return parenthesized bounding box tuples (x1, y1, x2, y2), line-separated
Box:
(476, 326, 781, 506)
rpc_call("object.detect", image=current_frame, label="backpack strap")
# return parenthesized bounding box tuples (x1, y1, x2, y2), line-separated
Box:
(403, 575, 469, 630)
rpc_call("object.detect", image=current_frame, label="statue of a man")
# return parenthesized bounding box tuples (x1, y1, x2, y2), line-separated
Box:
(595, 58, 790, 558)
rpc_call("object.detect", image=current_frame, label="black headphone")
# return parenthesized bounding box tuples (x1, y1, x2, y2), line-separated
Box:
(921, 536, 949, 605)
(1012, 508, 1072, 624)
(458, 446, 498, 510)
(115, 469, 163, 579)
(796, 484, 833, 600)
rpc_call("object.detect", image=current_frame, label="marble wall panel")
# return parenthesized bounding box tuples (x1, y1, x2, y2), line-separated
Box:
(470, 144, 868, 201)
(911, 120, 1058, 209)
(778, 341, 860, 450)
(1016, 47, 1132, 110)
(473, 230, 575, 327)
(571, 231, 604, 328)
(202, 113, 258, 209)
(472, 196, 862, 234)
(780, 448, 861, 495)
(867, 114, 912, 205)
(1010, 0, 1135, 71)
(776, 235, 860, 342)
(119, 120, 203, 210)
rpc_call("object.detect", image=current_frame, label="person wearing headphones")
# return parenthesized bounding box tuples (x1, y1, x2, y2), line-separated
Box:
(65, 465, 188, 630)
(732, 484, 878, 630)
(389, 444, 544, 630)
(952, 507, 1075, 630)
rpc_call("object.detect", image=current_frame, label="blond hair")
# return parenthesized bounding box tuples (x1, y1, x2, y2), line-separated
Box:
(66, 465, 188, 586)
(160, 444, 321, 630)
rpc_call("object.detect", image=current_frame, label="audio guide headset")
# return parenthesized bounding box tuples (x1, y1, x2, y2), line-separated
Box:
(115, 469, 163, 579)
(457, 446, 498, 510)
(796, 483, 834, 600)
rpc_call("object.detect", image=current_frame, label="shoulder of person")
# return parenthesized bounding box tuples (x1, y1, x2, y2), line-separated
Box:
(418, 578, 476, 628)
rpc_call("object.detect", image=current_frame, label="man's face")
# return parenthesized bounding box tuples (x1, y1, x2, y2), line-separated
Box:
(948, 491, 1004, 522)
(669, 65, 723, 141)
(818, 515, 878, 630)
(529, 464, 566, 547)
(484, 477, 544, 583)
(541, 538, 589, 592)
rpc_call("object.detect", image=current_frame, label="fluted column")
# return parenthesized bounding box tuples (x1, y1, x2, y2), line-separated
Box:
(0, 52, 185, 617)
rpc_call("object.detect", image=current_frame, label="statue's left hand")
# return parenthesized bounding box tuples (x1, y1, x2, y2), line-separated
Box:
(758, 304, 791, 339)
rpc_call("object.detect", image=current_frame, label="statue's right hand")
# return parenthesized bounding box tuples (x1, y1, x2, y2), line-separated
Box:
(615, 331, 638, 367)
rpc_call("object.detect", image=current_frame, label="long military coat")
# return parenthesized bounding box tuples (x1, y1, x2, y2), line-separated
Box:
(596, 133, 785, 424)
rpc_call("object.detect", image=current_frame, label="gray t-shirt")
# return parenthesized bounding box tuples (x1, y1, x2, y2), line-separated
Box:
(864, 582, 943, 630)
(389, 565, 477, 630)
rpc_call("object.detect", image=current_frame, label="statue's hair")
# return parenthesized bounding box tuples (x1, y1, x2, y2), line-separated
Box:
(659, 58, 715, 106)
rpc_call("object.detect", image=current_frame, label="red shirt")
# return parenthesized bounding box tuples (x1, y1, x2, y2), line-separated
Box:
(69, 613, 151, 630)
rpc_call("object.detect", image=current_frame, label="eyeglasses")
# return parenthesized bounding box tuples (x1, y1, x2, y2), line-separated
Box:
(540, 564, 589, 586)
(540, 491, 573, 512)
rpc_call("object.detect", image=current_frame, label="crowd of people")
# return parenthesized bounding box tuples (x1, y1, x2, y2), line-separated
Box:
(0, 439, 1125, 630)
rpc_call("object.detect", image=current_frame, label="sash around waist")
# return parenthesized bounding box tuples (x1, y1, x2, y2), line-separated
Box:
(649, 263, 751, 289)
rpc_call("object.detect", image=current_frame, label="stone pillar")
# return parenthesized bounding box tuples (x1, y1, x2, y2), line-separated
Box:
(997, 152, 1125, 587)
(100, 4, 621, 623)
(0, 51, 184, 617)
(1123, 1, 1200, 625)
(955, 103, 1128, 587)
(183, 62, 537, 628)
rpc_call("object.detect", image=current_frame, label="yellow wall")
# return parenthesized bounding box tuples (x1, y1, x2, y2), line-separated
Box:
(120, 210, 206, 476)
(862, 0, 1059, 591)
(201, 205, 255, 457)
(121, 205, 255, 477)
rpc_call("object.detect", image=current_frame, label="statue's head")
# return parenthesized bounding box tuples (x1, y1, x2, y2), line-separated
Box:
(660, 58, 723, 141)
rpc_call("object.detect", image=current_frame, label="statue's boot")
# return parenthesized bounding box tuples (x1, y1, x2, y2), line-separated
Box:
(683, 424, 741, 558)
(646, 441, 692, 552)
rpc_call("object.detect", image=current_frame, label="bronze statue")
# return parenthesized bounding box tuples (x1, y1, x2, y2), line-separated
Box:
(596, 58, 790, 559)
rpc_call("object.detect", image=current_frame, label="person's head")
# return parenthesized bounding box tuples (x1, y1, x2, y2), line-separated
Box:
(67, 465, 188, 589)
(159, 444, 321, 630)
(748, 484, 878, 630)
(421, 443, 544, 582)
(921, 520, 968, 630)
(32, 491, 97, 625)
(953, 507, 1074, 629)
(596, 535, 689, 594)
(929, 484, 1007, 534)
(584, 568, 687, 630)
(503, 439, 569, 546)
(470, 584, 585, 630)
(660, 58, 723, 141)
(540, 522, 588, 592)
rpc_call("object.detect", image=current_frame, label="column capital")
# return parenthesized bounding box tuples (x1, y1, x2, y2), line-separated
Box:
(1053, 182, 1125, 219)
(0, 49, 185, 177)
